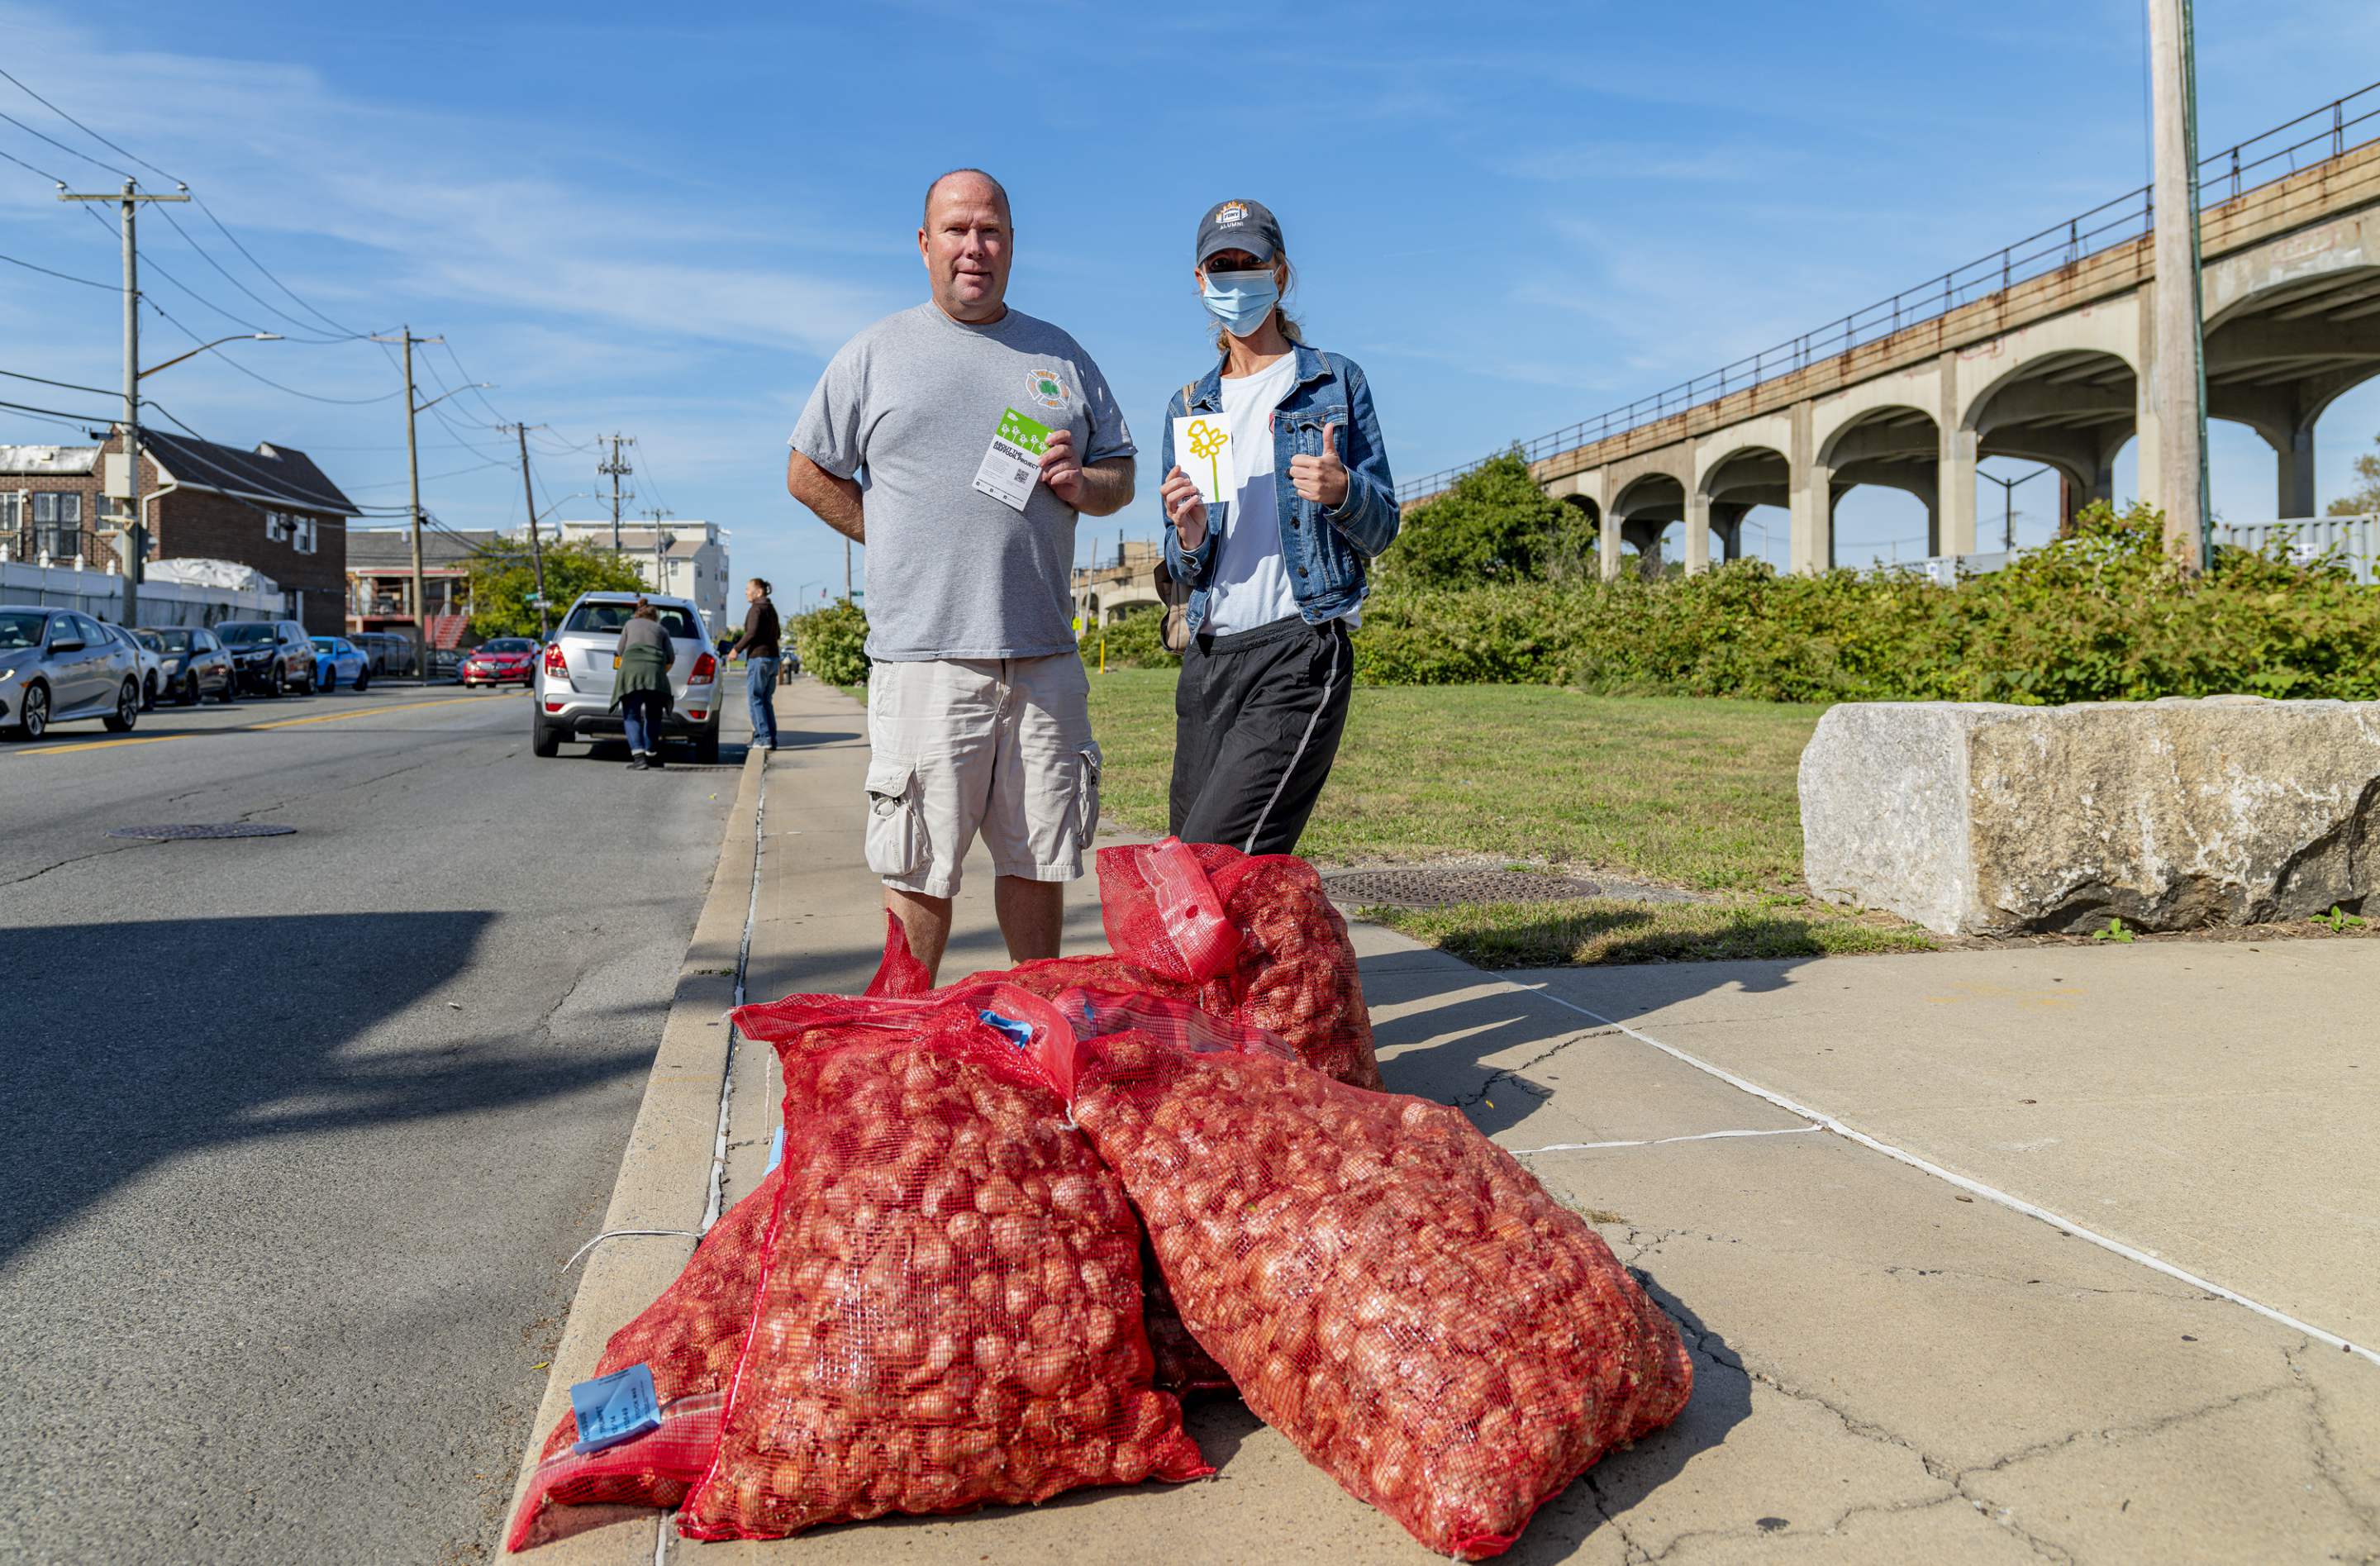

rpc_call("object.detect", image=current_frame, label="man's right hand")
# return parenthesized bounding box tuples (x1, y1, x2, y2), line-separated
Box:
(1161, 466, 1209, 550)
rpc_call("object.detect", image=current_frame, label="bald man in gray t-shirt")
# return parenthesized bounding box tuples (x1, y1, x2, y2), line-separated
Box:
(786, 169, 1135, 983)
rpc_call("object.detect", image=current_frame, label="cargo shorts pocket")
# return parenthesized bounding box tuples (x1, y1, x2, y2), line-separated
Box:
(863, 757, 927, 878)
(1073, 741, 1103, 850)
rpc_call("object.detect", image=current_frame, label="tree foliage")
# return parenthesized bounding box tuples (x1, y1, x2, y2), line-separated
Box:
(2328, 431, 2380, 516)
(465, 540, 648, 639)
(792, 597, 871, 688)
(1378, 447, 1597, 588)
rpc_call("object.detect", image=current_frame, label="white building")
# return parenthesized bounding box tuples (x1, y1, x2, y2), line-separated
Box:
(558, 519, 731, 641)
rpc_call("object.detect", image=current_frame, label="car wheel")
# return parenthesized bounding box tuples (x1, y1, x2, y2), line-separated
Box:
(175, 672, 198, 706)
(217, 672, 239, 704)
(142, 671, 159, 711)
(103, 679, 139, 733)
(695, 724, 721, 765)
(355, 669, 370, 693)
(268, 665, 285, 698)
(14, 682, 49, 740)
(531, 716, 561, 758)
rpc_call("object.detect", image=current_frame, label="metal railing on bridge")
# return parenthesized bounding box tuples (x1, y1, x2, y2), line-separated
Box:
(1399, 82, 2380, 502)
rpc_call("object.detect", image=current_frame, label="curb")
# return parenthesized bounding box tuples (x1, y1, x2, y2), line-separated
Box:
(498, 745, 768, 1564)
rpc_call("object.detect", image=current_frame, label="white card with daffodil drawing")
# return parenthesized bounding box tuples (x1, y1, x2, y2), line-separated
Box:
(1172, 413, 1235, 507)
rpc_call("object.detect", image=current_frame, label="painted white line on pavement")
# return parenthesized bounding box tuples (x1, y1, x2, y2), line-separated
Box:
(1511, 1125, 1824, 1156)
(1518, 981, 2380, 1370)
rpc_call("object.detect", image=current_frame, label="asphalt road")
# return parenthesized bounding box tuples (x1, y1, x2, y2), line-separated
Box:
(0, 677, 750, 1563)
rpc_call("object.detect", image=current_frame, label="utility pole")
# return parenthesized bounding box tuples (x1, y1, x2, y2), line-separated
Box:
(2148, 0, 2212, 569)
(598, 434, 635, 550)
(844, 536, 854, 602)
(58, 179, 187, 627)
(1979, 467, 2049, 553)
(506, 423, 551, 640)
(369, 328, 476, 677)
(643, 506, 674, 600)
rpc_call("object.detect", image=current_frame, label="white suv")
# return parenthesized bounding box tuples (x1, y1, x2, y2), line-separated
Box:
(531, 592, 721, 761)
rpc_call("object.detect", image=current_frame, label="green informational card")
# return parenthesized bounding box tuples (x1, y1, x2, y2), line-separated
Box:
(996, 407, 1051, 455)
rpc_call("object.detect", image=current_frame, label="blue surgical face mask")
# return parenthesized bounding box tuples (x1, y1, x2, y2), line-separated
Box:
(1201, 267, 1280, 337)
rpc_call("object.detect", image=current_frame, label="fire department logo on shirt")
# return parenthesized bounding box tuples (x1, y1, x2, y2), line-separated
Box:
(1026, 369, 1069, 410)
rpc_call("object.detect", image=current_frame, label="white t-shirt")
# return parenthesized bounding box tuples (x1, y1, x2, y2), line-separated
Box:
(1202, 354, 1304, 635)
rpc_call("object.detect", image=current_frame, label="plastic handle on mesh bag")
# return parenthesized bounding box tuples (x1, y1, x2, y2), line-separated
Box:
(1139, 837, 1240, 983)
(976, 983, 1085, 1102)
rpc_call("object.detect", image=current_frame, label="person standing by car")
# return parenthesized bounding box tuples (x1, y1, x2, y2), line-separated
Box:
(784, 168, 1135, 982)
(731, 578, 782, 752)
(610, 599, 674, 772)
(1158, 198, 1398, 855)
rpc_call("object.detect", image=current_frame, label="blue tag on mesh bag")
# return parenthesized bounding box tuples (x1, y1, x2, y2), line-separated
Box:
(569, 1362, 661, 1455)
(978, 1008, 1035, 1050)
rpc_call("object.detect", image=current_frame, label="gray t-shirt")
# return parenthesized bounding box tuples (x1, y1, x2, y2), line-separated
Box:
(789, 302, 1134, 661)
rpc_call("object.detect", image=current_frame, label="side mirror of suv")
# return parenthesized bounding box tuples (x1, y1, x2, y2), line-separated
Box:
(50, 637, 83, 654)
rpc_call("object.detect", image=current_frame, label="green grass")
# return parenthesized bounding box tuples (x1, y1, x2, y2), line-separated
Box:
(1085, 669, 1936, 966)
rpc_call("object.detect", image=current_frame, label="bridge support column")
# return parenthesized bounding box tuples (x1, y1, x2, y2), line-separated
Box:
(2279, 425, 2318, 517)
(1683, 489, 1711, 574)
(1598, 488, 1624, 579)
(1790, 460, 1834, 574)
(1711, 502, 1749, 562)
(1939, 424, 1978, 559)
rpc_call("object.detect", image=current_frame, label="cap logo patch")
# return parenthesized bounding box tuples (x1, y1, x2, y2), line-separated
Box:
(1216, 201, 1248, 226)
(1026, 369, 1069, 410)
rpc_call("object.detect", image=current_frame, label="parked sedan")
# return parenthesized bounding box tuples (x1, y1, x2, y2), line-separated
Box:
(311, 635, 371, 693)
(460, 636, 538, 688)
(137, 624, 238, 704)
(0, 604, 143, 740)
(217, 619, 317, 697)
(107, 622, 168, 709)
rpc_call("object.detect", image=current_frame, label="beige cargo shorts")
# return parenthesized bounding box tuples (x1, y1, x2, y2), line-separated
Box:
(862, 653, 1102, 899)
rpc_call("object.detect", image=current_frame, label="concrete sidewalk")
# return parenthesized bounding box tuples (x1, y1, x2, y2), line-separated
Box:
(507, 678, 2380, 1564)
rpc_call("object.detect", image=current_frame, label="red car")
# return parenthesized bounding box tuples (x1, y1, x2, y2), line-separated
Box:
(460, 636, 539, 688)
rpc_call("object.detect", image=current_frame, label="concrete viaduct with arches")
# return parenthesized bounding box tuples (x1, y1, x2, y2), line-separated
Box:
(1405, 95, 2380, 578)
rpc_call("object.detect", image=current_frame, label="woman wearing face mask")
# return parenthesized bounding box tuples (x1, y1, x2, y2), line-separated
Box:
(1158, 198, 1400, 856)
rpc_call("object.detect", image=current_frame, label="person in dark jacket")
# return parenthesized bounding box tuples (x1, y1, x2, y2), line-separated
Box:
(611, 599, 675, 771)
(1159, 198, 1397, 855)
(731, 578, 782, 751)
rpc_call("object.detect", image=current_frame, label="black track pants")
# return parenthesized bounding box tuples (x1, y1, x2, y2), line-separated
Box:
(1169, 615, 1351, 857)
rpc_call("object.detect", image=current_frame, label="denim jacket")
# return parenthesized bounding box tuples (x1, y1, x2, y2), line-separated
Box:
(1160, 344, 1398, 636)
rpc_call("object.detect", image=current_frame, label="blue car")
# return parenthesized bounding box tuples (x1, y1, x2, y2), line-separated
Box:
(311, 635, 371, 693)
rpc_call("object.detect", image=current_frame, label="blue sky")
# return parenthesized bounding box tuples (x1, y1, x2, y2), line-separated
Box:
(2, 0, 2377, 604)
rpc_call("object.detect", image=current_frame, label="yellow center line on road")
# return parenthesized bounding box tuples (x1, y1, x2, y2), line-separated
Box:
(21, 694, 505, 756)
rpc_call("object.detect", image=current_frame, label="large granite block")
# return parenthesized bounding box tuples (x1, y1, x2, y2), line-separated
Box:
(1800, 697, 2380, 935)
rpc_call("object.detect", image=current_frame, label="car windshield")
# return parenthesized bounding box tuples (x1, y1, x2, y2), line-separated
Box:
(0, 611, 44, 650)
(563, 602, 700, 640)
(146, 629, 193, 652)
(311, 638, 339, 651)
(481, 638, 534, 653)
(135, 631, 165, 651)
(217, 623, 275, 645)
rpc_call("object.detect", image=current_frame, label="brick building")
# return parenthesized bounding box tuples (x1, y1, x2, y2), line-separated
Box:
(0, 427, 357, 633)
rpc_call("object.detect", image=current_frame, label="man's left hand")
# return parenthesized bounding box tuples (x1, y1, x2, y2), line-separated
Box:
(1040, 428, 1084, 505)
(1288, 421, 1349, 509)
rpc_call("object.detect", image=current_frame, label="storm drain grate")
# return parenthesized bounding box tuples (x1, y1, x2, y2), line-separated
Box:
(108, 823, 297, 841)
(1321, 865, 1707, 909)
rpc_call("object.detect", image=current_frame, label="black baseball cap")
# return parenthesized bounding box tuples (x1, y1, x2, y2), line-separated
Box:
(1195, 198, 1283, 268)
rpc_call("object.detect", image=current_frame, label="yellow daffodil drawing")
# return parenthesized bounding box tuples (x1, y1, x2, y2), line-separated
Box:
(1186, 418, 1230, 500)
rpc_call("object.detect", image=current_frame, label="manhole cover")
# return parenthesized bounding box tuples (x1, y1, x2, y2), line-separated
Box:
(108, 823, 297, 840)
(1323, 867, 1607, 908)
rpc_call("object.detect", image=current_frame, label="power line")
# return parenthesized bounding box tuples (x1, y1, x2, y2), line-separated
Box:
(193, 196, 368, 340)
(0, 66, 178, 184)
(0, 143, 64, 183)
(0, 365, 114, 397)
(144, 296, 402, 405)
(0, 393, 111, 422)
(0, 106, 131, 179)
(150, 202, 354, 342)
(0, 248, 114, 289)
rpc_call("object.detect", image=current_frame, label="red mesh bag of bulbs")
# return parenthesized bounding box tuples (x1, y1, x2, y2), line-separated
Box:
(1097, 840, 1383, 1090)
(675, 999, 1208, 1540)
(506, 1175, 781, 1551)
(1058, 1030, 1692, 1559)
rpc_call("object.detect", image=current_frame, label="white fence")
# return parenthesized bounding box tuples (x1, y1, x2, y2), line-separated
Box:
(0, 557, 283, 626)
(2217, 516, 2378, 583)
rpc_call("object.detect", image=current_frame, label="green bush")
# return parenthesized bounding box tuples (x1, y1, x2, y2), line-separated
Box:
(791, 597, 870, 688)
(1348, 502, 2380, 703)
(1085, 603, 1178, 669)
(1380, 447, 1597, 588)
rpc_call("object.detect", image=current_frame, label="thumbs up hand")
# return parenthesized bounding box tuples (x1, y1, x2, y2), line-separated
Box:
(1288, 420, 1349, 509)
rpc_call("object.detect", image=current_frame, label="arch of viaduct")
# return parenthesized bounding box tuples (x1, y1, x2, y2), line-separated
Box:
(1505, 140, 2380, 576)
